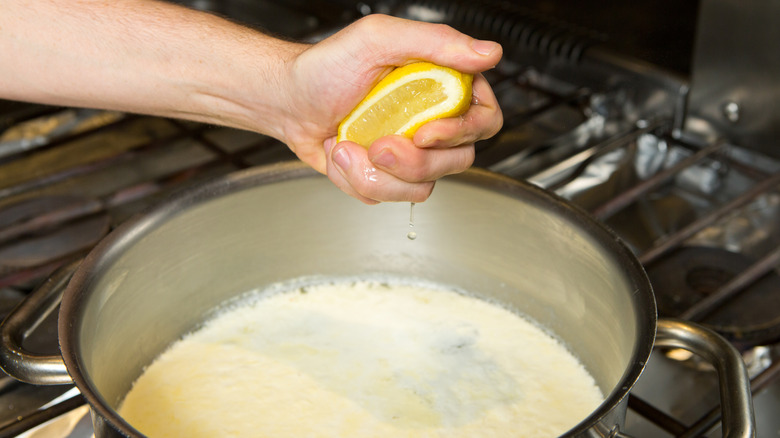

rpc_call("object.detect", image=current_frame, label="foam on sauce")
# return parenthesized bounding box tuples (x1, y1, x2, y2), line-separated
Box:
(118, 280, 603, 437)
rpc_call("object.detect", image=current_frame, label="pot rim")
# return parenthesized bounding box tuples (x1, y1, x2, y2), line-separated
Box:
(59, 161, 657, 437)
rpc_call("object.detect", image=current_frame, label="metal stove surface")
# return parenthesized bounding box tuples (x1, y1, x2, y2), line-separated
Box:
(5, 120, 780, 438)
(2, 1, 779, 437)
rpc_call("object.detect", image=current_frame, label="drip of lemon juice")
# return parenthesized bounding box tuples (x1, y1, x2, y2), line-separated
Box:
(407, 202, 417, 240)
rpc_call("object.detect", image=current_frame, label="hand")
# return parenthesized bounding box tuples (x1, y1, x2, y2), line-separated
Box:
(1, 3, 502, 205)
(280, 15, 503, 204)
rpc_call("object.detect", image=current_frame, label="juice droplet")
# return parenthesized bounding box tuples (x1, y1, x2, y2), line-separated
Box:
(407, 202, 417, 240)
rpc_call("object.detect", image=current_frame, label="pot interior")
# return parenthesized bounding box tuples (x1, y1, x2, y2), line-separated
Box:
(63, 164, 655, 434)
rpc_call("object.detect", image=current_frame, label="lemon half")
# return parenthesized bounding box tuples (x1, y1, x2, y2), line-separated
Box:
(337, 62, 473, 148)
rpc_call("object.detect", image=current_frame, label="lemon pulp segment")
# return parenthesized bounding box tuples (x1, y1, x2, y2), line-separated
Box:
(337, 62, 473, 148)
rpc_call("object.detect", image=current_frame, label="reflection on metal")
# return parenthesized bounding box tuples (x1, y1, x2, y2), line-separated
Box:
(2, 396, 87, 438)
(638, 172, 780, 265)
(0, 110, 124, 160)
(685, 0, 780, 158)
(654, 320, 756, 438)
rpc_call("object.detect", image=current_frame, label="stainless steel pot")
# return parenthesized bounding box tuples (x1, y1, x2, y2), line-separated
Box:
(0, 162, 755, 437)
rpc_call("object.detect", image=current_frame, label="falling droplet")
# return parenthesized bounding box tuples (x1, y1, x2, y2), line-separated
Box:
(407, 202, 417, 240)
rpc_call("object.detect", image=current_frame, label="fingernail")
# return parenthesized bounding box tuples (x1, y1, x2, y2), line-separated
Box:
(332, 146, 351, 172)
(472, 39, 499, 56)
(371, 149, 397, 169)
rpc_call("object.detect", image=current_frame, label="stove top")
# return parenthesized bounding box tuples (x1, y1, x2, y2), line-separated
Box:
(1, 1, 778, 436)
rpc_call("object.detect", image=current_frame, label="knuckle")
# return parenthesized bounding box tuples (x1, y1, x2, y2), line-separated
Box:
(458, 147, 476, 172)
(395, 147, 431, 182)
(410, 182, 435, 203)
(430, 22, 456, 38)
(350, 178, 374, 198)
(351, 176, 388, 201)
(407, 161, 432, 182)
(353, 178, 433, 203)
(440, 147, 475, 177)
(491, 109, 504, 137)
(354, 14, 385, 31)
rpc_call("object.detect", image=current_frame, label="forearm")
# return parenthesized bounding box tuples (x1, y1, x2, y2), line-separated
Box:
(0, 0, 306, 139)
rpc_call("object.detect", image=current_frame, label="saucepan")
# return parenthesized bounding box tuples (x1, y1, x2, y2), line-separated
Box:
(0, 161, 755, 437)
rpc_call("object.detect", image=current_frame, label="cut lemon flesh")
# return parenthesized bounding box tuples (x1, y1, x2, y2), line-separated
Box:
(337, 62, 473, 148)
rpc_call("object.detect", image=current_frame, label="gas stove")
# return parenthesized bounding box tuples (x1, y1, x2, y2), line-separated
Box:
(1, 0, 778, 436)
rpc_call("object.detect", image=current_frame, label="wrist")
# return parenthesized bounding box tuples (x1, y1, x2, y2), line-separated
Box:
(194, 38, 308, 141)
(159, 15, 308, 141)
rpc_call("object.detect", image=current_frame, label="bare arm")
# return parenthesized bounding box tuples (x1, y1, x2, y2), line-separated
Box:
(1, 0, 302, 137)
(1, 0, 503, 203)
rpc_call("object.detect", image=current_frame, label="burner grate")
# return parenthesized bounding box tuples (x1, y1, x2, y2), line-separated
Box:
(549, 125, 780, 435)
(0, 111, 294, 290)
(471, 62, 779, 435)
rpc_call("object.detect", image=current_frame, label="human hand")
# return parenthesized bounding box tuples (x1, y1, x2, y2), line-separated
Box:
(279, 14, 503, 204)
(0, 3, 500, 205)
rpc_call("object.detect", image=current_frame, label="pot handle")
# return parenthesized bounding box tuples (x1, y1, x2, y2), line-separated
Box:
(616, 318, 755, 438)
(0, 260, 80, 385)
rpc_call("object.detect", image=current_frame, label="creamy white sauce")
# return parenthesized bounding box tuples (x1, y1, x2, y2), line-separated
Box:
(119, 280, 603, 437)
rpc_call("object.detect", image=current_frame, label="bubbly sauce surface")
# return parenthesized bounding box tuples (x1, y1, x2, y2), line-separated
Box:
(119, 280, 603, 437)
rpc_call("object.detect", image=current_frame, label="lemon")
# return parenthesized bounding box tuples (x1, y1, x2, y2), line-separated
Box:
(337, 62, 473, 148)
